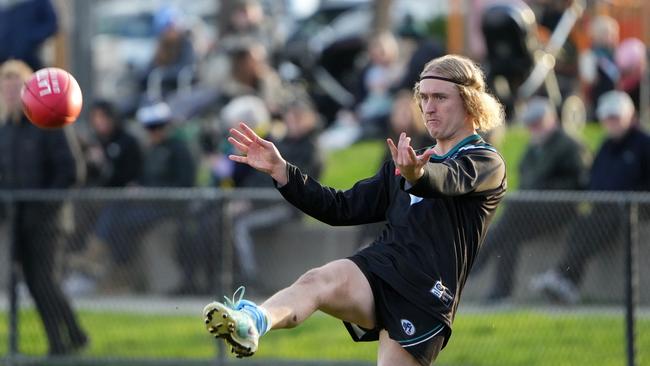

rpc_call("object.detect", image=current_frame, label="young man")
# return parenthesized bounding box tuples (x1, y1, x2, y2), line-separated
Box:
(203, 55, 507, 365)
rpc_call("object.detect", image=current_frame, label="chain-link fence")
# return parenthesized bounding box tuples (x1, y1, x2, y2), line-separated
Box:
(0, 188, 648, 366)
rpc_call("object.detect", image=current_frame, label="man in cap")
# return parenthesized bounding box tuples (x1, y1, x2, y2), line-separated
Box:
(92, 102, 196, 292)
(473, 96, 591, 302)
(532, 90, 650, 304)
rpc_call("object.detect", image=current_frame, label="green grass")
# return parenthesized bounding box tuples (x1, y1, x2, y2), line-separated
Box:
(320, 124, 606, 191)
(320, 140, 386, 189)
(1, 309, 649, 365)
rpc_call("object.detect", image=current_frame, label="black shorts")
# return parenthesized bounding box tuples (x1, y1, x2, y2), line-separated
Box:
(345, 255, 450, 366)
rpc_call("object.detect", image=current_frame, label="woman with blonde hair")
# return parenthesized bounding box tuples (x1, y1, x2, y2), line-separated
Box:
(0, 59, 87, 355)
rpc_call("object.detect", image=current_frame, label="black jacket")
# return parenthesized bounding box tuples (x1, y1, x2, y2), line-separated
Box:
(0, 116, 76, 226)
(88, 128, 143, 187)
(140, 137, 195, 187)
(589, 126, 650, 191)
(518, 128, 591, 190)
(0, 116, 75, 190)
(277, 134, 507, 329)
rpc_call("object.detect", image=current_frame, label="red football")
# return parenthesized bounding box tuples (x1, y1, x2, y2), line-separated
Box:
(21, 67, 83, 129)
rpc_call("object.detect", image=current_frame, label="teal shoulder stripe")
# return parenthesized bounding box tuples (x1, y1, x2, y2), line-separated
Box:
(429, 134, 482, 160)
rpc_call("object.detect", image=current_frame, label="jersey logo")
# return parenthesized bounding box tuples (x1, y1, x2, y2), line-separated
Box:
(401, 319, 416, 336)
(431, 280, 454, 307)
(409, 194, 423, 206)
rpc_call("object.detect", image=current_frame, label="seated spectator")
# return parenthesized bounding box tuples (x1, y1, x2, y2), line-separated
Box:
(218, 0, 285, 58)
(532, 91, 650, 304)
(64, 100, 143, 294)
(91, 101, 196, 293)
(318, 32, 405, 150)
(232, 95, 324, 286)
(84, 100, 143, 188)
(140, 6, 196, 98)
(175, 95, 272, 295)
(219, 39, 285, 116)
(354, 31, 405, 138)
(472, 97, 591, 303)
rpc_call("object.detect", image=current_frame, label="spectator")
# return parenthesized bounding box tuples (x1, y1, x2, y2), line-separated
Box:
(578, 15, 619, 120)
(84, 99, 143, 188)
(219, 39, 285, 116)
(615, 38, 646, 112)
(140, 6, 196, 98)
(354, 31, 405, 138)
(171, 96, 272, 295)
(218, 0, 285, 58)
(232, 95, 324, 286)
(319, 32, 406, 149)
(0, 0, 58, 70)
(0, 60, 87, 355)
(472, 97, 591, 302)
(532, 90, 650, 304)
(93, 101, 196, 292)
(393, 17, 445, 93)
(64, 100, 143, 294)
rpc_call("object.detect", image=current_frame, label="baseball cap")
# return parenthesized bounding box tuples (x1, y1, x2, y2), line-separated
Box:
(596, 90, 634, 120)
(136, 101, 173, 128)
(521, 97, 554, 125)
(220, 95, 269, 129)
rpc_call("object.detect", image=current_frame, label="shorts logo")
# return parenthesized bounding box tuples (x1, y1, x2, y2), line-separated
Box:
(400, 319, 416, 336)
(431, 280, 454, 307)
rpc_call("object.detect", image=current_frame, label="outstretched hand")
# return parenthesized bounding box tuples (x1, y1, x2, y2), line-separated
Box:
(387, 133, 436, 184)
(228, 122, 288, 186)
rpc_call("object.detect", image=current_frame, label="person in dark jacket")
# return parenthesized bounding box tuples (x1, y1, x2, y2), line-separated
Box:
(64, 100, 143, 293)
(0, 60, 87, 355)
(203, 55, 507, 366)
(140, 6, 196, 97)
(473, 97, 591, 302)
(93, 101, 195, 292)
(0, 0, 58, 70)
(532, 90, 650, 304)
(85, 100, 143, 188)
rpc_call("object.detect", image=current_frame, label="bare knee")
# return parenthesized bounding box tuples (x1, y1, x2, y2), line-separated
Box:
(294, 267, 332, 295)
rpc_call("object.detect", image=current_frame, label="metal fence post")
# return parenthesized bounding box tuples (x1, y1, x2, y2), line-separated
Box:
(214, 192, 229, 366)
(625, 201, 639, 366)
(7, 199, 18, 362)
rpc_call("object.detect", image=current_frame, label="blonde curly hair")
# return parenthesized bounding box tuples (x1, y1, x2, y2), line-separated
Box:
(413, 54, 504, 132)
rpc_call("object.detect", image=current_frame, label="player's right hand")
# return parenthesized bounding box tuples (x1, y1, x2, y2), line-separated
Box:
(228, 122, 288, 185)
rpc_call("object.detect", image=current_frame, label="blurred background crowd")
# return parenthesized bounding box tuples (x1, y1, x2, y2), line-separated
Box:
(1, 0, 649, 358)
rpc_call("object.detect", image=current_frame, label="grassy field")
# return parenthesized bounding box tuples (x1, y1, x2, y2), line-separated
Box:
(1, 308, 649, 365)
(320, 124, 606, 190)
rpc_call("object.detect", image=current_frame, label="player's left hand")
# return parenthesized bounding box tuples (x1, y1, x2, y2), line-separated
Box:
(387, 133, 435, 184)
